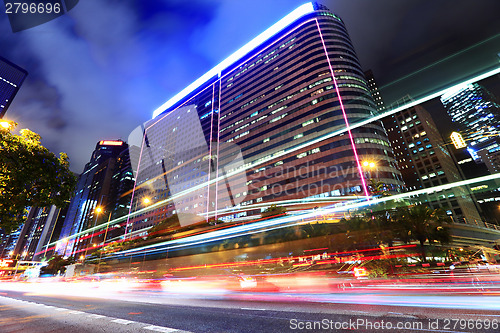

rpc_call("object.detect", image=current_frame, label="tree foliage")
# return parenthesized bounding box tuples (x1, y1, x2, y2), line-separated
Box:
(40, 255, 75, 275)
(261, 204, 287, 219)
(147, 214, 181, 238)
(395, 205, 451, 260)
(341, 203, 452, 261)
(0, 122, 76, 233)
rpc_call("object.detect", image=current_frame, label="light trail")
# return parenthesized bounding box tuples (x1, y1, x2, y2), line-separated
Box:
(48, 66, 500, 251)
(108, 172, 500, 259)
(315, 18, 369, 197)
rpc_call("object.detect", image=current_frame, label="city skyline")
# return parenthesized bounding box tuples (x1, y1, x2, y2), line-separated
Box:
(0, 0, 499, 173)
(2, 4, 500, 327)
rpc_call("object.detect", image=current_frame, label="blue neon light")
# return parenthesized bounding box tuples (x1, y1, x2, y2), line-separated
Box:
(152, 2, 315, 118)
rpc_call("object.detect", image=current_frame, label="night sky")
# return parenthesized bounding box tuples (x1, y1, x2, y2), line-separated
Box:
(1, 0, 499, 173)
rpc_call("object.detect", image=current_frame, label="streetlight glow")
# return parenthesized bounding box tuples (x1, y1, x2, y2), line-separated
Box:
(362, 161, 376, 168)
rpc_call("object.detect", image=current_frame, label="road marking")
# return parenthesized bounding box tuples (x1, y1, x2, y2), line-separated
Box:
(240, 307, 266, 311)
(0, 295, 192, 332)
(88, 314, 106, 319)
(111, 318, 136, 325)
(143, 325, 180, 332)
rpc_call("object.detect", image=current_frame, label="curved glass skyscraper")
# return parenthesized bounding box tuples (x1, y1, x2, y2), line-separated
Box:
(127, 3, 403, 235)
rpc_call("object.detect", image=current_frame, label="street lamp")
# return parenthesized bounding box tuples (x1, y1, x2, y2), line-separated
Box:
(362, 161, 376, 169)
(97, 209, 113, 273)
(124, 197, 152, 240)
(82, 207, 103, 263)
(0, 120, 14, 130)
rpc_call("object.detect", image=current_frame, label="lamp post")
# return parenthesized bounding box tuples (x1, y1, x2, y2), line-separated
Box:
(124, 197, 151, 240)
(82, 207, 102, 264)
(97, 211, 113, 273)
(362, 160, 378, 194)
(13, 251, 27, 277)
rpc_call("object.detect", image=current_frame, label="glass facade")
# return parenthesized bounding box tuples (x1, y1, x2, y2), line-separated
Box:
(0, 56, 27, 118)
(58, 141, 132, 257)
(441, 83, 500, 163)
(383, 105, 483, 224)
(126, 4, 404, 237)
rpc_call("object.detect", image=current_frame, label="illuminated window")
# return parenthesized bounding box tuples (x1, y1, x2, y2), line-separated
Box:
(302, 119, 314, 127)
(297, 152, 307, 159)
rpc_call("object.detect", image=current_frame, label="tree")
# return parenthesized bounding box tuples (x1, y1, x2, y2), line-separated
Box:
(261, 204, 286, 219)
(0, 122, 76, 233)
(395, 205, 451, 261)
(40, 255, 75, 275)
(147, 214, 181, 238)
(368, 179, 391, 197)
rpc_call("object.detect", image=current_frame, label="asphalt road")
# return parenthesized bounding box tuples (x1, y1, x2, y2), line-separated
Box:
(1, 287, 500, 333)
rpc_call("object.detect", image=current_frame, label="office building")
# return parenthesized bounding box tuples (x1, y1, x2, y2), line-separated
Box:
(382, 104, 483, 224)
(0, 224, 23, 259)
(0, 56, 28, 118)
(13, 205, 67, 261)
(364, 70, 385, 113)
(58, 140, 132, 257)
(126, 3, 404, 236)
(440, 83, 500, 165)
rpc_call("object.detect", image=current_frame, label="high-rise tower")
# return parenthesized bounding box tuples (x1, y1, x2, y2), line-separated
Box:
(382, 104, 483, 224)
(440, 82, 500, 163)
(58, 140, 132, 257)
(126, 3, 404, 236)
(0, 56, 27, 118)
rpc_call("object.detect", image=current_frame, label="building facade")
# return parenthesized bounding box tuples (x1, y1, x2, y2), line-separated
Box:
(0, 56, 28, 118)
(364, 70, 386, 113)
(126, 3, 404, 237)
(12, 205, 67, 261)
(58, 140, 132, 257)
(440, 83, 500, 165)
(382, 104, 483, 224)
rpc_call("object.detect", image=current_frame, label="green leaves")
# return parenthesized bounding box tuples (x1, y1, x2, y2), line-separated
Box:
(0, 123, 76, 233)
(261, 204, 287, 218)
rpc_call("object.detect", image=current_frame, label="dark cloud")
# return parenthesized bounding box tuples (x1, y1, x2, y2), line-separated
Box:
(1, 0, 499, 172)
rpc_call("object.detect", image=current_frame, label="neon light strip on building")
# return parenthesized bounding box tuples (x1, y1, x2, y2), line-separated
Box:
(314, 19, 370, 197)
(152, 2, 315, 118)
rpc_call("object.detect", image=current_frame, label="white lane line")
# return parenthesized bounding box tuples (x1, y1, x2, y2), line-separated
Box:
(387, 311, 419, 319)
(111, 318, 136, 325)
(88, 314, 106, 319)
(240, 307, 266, 311)
(143, 325, 180, 332)
(68, 310, 85, 314)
